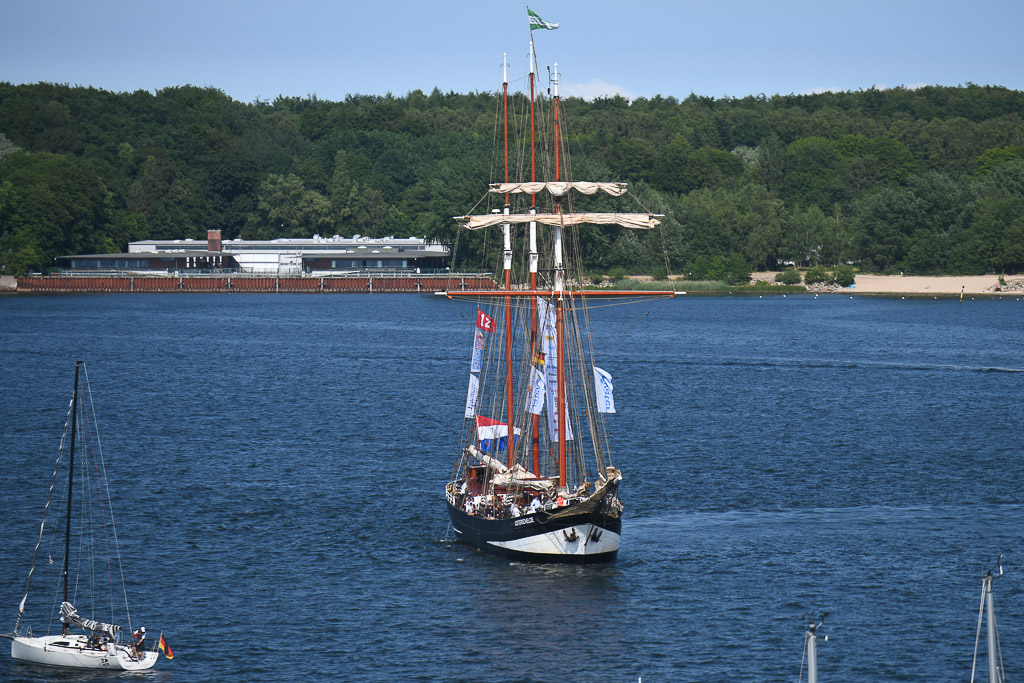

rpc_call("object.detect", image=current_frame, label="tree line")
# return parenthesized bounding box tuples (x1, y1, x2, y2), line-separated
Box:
(1, 81, 1022, 277)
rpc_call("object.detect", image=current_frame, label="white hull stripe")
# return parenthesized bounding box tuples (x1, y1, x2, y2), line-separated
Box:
(486, 524, 620, 556)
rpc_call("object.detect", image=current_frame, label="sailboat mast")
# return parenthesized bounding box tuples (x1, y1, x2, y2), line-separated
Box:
(529, 35, 540, 476)
(551, 62, 567, 488)
(971, 557, 1005, 683)
(805, 619, 819, 683)
(984, 572, 999, 683)
(62, 360, 81, 636)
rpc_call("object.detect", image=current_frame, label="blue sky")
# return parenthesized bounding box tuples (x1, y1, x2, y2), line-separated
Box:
(3, 0, 1021, 103)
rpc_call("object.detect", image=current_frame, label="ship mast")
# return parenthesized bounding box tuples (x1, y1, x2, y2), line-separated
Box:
(529, 33, 540, 477)
(551, 62, 568, 489)
(501, 54, 516, 469)
(450, 30, 672, 487)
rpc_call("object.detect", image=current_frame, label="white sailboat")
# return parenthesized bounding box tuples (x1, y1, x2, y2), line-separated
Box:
(7, 361, 164, 670)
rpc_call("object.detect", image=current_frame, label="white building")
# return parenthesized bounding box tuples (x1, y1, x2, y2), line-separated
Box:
(110, 231, 451, 274)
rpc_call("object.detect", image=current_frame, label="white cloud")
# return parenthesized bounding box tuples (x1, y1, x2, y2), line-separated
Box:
(560, 78, 636, 101)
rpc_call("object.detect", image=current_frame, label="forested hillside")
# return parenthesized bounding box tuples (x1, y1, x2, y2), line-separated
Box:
(1, 82, 1023, 277)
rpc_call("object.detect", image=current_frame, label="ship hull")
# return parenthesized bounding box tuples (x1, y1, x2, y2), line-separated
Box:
(11, 635, 158, 670)
(446, 501, 621, 563)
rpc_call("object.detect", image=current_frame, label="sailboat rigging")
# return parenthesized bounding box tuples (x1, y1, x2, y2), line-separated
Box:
(443, 10, 673, 562)
(7, 361, 165, 670)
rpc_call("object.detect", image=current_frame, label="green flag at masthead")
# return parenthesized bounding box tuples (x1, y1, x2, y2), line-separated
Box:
(528, 8, 559, 31)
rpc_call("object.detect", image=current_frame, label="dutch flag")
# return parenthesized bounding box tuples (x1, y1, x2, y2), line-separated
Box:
(476, 415, 521, 453)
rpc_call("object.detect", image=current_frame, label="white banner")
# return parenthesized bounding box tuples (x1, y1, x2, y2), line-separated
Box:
(525, 364, 545, 415)
(593, 366, 615, 414)
(546, 377, 574, 441)
(470, 328, 484, 373)
(464, 374, 479, 418)
(538, 297, 573, 441)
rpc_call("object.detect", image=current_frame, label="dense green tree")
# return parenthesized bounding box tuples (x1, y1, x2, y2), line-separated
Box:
(974, 145, 1024, 176)
(2, 81, 1024, 276)
(0, 151, 114, 274)
(850, 187, 918, 273)
(782, 205, 829, 266)
(245, 173, 334, 239)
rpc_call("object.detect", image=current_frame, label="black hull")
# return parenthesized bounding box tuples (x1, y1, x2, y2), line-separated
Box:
(446, 501, 621, 564)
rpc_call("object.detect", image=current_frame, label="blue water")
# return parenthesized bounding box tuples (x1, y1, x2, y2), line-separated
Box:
(0, 293, 1022, 681)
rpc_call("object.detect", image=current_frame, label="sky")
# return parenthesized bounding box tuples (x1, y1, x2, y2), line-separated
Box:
(3, 0, 1022, 103)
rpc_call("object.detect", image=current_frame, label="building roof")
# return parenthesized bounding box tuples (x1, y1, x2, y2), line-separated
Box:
(130, 235, 444, 250)
(60, 251, 226, 259)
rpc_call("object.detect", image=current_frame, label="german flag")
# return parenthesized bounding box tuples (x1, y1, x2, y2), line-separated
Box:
(158, 634, 174, 660)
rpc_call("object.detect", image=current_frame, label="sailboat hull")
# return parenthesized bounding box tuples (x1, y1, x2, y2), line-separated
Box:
(11, 634, 158, 670)
(447, 501, 621, 563)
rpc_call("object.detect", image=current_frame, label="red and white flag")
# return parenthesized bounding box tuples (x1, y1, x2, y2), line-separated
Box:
(476, 309, 496, 333)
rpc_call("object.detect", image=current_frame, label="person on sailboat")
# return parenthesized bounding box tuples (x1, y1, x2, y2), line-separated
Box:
(133, 627, 147, 657)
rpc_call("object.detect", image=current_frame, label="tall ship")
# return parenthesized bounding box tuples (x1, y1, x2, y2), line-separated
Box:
(443, 10, 673, 563)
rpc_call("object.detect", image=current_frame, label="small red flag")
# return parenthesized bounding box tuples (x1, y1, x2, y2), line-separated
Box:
(158, 634, 174, 660)
(476, 309, 496, 333)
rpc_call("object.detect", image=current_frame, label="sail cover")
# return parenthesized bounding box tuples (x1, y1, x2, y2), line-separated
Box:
(472, 450, 557, 493)
(60, 601, 121, 638)
(488, 182, 628, 197)
(457, 212, 660, 230)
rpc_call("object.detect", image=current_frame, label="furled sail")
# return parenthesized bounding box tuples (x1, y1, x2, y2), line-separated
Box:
(465, 446, 557, 493)
(456, 212, 660, 230)
(488, 181, 628, 197)
(60, 601, 121, 638)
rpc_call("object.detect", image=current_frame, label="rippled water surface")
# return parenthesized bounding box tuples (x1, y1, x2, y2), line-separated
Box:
(1, 293, 1022, 681)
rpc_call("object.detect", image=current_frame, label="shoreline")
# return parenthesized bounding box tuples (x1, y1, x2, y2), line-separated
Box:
(750, 272, 1024, 295)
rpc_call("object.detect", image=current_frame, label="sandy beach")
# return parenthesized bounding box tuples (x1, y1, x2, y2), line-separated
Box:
(852, 274, 1024, 294)
(751, 272, 1024, 295)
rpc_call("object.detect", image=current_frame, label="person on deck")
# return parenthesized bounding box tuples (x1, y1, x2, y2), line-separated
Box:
(510, 502, 522, 517)
(133, 627, 146, 657)
(528, 496, 543, 513)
